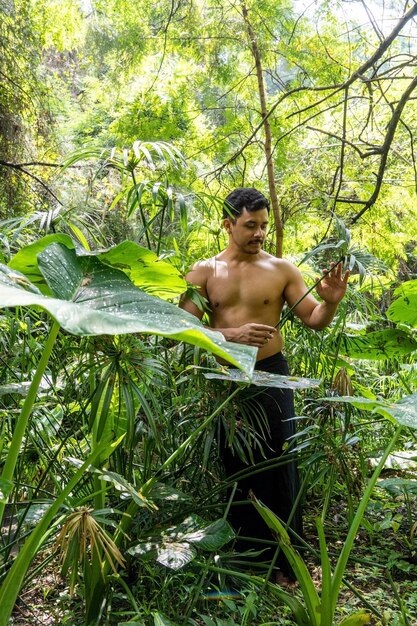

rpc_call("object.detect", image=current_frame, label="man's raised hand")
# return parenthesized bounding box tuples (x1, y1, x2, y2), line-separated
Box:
(315, 261, 350, 305)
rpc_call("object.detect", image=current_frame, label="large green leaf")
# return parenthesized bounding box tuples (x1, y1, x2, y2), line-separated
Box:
(0, 383, 31, 397)
(336, 329, 417, 359)
(180, 518, 234, 550)
(0, 249, 256, 374)
(0, 264, 43, 294)
(337, 611, 373, 626)
(98, 241, 185, 297)
(387, 279, 417, 327)
(153, 612, 180, 626)
(251, 497, 321, 626)
(378, 477, 417, 496)
(325, 394, 417, 429)
(8, 235, 185, 298)
(156, 542, 196, 570)
(0, 479, 13, 504)
(128, 515, 234, 571)
(205, 369, 320, 389)
(7, 234, 76, 293)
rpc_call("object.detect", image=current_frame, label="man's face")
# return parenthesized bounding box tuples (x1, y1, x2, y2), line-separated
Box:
(224, 207, 269, 254)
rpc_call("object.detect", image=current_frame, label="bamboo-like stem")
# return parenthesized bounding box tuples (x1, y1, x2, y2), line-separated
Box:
(108, 386, 242, 573)
(241, 1, 283, 257)
(330, 425, 403, 616)
(131, 169, 152, 249)
(0, 320, 60, 527)
(276, 258, 344, 328)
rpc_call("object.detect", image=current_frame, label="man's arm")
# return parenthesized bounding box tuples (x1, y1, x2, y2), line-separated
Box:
(179, 263, 209, 320)
(284, 261, 349, 330)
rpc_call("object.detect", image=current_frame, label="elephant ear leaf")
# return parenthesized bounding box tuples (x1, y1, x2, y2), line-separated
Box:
(37, 243, 83, 300)
(1, 246, 256, 375)
(336, 329, 417, 360)
(325, 393, 417, 429)
(9, 235, 185, 299)
(0, 264, 41, 294)
(97, 241, 185, 298)
(8, 234, 76, 294)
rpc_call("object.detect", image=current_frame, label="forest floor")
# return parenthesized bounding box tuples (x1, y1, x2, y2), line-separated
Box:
(9, 477, 417, 626)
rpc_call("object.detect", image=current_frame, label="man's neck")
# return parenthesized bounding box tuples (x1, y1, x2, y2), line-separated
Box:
(220, 246, 264, 264)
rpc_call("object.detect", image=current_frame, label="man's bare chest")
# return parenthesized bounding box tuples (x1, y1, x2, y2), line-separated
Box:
(206, 265, 285, 309)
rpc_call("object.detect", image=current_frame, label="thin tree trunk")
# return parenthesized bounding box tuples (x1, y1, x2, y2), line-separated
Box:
(241, 2, 283, 257)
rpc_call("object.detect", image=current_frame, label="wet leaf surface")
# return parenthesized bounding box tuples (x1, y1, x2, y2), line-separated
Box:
(204, 369, 320, 389)
(1, 254, 256, 374)
(325, 393, 417, 429)
(8, 235, 185, 298)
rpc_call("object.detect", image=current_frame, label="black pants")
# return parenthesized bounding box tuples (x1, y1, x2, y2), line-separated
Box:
(221, 352, 302, 578)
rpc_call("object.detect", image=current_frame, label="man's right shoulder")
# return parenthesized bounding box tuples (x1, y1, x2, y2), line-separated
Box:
(185, 258, 216, 284)
(190, 257, 217, 272)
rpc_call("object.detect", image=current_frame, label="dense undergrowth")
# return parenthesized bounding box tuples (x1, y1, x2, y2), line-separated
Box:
(1, 143, 417, 626)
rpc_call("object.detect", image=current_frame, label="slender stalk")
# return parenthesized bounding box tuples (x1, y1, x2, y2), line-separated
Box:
(277, 259, 344, 329)
(316, 517, 332, 625)
(196, 562, 309, 625)
(386, 570, 411, 626)
(141, 386, 242, 494)
(131, 170, 151, 249)
(0, 320, 60, 527)
(330, 425, 403, 616)
(156, 200, 167, 257)
(109, 574, 140, 614)
(109, 387, 242, 568)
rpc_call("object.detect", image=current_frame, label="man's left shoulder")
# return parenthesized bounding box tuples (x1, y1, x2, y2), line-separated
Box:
(261, 253, 296, 271)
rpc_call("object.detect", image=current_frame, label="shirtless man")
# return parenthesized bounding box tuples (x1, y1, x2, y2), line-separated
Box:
(180, 187, 349, 579)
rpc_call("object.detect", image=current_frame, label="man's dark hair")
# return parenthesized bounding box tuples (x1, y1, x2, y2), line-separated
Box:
(223, 187, 270, 219)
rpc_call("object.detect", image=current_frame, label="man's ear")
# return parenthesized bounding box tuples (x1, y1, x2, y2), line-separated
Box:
(223, 217, 233, 233)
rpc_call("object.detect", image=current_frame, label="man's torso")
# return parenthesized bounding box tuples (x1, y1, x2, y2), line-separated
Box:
(202, 252, 290, 358)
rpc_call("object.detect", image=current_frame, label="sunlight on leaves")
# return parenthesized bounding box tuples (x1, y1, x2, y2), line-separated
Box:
(127, 515, 234, 570)
(387, 279, 417, 328)
(325, 393, 417, 429)
(0, 383, 31, 397)
(156, 543, 196, 570)
(0, 251, 256, 375)
(336, 329, 417, 360)
(8, 235, 185, 299)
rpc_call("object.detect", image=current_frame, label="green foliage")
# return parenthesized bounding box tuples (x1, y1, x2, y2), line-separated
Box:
(252, 403, 406, 626)
(1, 1, 417, 624)
(0, 232, 257, 624)
(128, 515, 234, 570)
(336, 329, 417, 360)
(1, 240, 256, 370)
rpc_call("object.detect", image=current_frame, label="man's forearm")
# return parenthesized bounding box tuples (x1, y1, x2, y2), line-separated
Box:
(305, 301, 339, 330)
(208, 327, 237, 342)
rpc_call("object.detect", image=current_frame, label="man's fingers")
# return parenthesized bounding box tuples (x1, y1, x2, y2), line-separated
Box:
(249, 323, 276, 333)
(243, 323, 276, 347)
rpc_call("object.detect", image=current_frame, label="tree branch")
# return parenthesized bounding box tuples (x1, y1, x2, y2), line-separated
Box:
(0, 160, 63, 205)
(346, 72, 417, 223)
